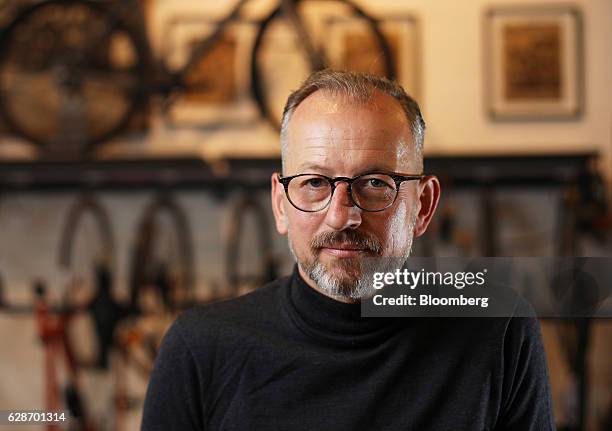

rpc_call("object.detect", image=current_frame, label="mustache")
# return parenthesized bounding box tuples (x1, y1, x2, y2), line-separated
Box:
(310, 230, 382, 254)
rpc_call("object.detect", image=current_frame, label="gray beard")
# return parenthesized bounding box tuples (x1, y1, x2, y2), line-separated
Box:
(305, 258, 403, 301)
(286, 213, 416, 301)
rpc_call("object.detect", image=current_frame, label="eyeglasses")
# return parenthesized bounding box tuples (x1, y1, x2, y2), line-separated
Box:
(277, 172, 425, 212)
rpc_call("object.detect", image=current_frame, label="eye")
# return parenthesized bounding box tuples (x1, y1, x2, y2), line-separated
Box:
(356, 175, 395, 191)
(305, 177, 326, 188)
(367, 178, 386, 188)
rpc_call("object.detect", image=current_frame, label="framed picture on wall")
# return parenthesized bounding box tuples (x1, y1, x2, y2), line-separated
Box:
(484, 5, 583, 120)
(161, 16, 259, 127)
(325, 15, 421, 102)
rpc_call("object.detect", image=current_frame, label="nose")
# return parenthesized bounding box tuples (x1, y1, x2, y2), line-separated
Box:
(323, 181, 362, 231)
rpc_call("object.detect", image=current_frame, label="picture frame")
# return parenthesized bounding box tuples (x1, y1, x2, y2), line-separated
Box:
(484, 5, 583, 120)
(161, 16, 259, 128)
(325, 15, 421, 103)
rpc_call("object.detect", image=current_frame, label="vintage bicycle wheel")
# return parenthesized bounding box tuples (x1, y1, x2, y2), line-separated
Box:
(225, 192, 278, 295)
(0, 0, 148, 157)
(129, 193, 195, 313)
(251, 0, 395, 129)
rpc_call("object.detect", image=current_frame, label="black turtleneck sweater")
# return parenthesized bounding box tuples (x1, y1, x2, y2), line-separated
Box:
(141, 268, 554, 430)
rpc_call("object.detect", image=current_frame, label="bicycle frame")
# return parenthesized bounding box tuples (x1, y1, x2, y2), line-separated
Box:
(158, 0, 325, 115)
(177, 0, 322, 76)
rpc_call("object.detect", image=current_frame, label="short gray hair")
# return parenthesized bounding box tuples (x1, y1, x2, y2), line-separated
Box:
(280, 70, 425, 171)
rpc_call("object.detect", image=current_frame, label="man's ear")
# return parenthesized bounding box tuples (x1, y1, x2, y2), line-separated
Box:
(271, 173, 288, 235)
(413, 176, 441, 238)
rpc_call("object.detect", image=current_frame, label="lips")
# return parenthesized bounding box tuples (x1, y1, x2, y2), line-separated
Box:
(320, 243, 370, 257)
(310, 230, 382, 257)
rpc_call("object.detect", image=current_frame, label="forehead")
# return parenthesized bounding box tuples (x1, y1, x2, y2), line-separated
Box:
(284, 90, 416, 174)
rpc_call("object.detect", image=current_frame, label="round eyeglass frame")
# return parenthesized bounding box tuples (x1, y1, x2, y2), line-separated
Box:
(277, 172, 425, 212)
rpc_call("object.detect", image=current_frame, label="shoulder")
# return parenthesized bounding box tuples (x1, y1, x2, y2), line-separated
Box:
(455, 294, 542, 348)
(500, 296, 544, 358)
(170, 276, 291, 350)
(419, 296, 543, 366)
(149, 276, 291, 387)
(500, 312, 548, 384)
(496, 318, 553, 429)
(496, 300, 554, 429)
(178, 276, 289, 327)
(141, 277, 293, 431)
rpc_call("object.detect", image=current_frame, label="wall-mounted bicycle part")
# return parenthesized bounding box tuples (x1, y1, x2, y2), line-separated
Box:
(129, 192, 195, 312)
(225, 192, 278, 295)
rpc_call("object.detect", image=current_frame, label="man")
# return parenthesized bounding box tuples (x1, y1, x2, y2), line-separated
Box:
(141, 70, 554, 430)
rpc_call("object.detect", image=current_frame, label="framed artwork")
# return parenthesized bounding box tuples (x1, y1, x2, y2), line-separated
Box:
(325, 15, 421, 102)
(161, 16, 259, 127)
(484, 5, 583, 120)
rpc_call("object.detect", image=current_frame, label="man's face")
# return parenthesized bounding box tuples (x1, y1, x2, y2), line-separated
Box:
(271, 90, 439, 301)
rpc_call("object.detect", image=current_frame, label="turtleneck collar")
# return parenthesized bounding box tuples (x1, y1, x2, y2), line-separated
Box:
(283, 265, 400, 347)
